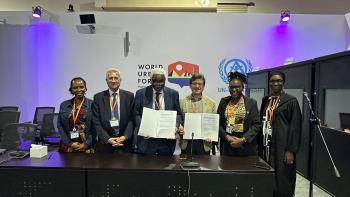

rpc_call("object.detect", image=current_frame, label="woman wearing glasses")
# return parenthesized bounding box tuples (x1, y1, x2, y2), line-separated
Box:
(260, 70, 302, 197)
(217, 71, 261, 156)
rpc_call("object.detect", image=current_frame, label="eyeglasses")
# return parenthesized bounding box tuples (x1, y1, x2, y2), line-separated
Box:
(191, 82, 204, 86)
(152, 79, 165, 83)
(107, 77, 121, 82)
(229, 85, 242, 90)
(269, 79, 284, 84)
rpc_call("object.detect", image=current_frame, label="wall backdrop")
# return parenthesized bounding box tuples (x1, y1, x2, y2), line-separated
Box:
(0, 12, 349, 121)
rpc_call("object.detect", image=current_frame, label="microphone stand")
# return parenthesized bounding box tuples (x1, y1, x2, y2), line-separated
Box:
(181, 132, 200, 169)
(304, 92, 340, 197)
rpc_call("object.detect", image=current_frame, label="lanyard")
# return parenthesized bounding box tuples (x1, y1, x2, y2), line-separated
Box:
(267, 96, 280, 121)
(109, 93, 119, 113)
(72, 98, 85, 126)
(191, 100, 202, 113)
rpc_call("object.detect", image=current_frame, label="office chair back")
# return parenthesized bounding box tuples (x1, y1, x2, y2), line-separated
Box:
(33, 107, 55, 129)
(0, 111, 20, 142)
(0, 123, 37, 151)
(340, 113, 350, 130)
(40, 113, 60, 144)
(0, 106, 19, 111)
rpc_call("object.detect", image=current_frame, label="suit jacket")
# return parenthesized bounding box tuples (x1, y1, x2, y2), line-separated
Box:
(217, 96, 261, 155)
(57, 97, 95, 147)
(134, 85, 182, 153)
(92, 89, 134, 144)
(179, 95, 216, 152)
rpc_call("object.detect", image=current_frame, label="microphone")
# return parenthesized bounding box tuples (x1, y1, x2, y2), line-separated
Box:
(180, 132, 200, 169)
(190, 132, 194, 160)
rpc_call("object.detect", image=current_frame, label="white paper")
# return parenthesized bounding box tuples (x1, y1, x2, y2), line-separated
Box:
(183, 113, 219, 142)
(183, 113, 202, 140)
(157, 110, 177, 138)
(201, 113, 219, 142)
(138, 107, 177, 139)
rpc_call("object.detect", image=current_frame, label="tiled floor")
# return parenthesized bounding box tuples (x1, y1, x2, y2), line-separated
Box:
(295, 174, 333, 197)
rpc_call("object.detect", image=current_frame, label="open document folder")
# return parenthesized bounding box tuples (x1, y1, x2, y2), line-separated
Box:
(138, 107, 177, 139)
(183, 113, 219, 142)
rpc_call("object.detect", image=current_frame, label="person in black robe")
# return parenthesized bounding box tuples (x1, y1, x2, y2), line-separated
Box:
(260, 70, 302, 197)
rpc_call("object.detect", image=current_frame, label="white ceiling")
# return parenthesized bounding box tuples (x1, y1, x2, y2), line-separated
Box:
(0, 0, 349, 14)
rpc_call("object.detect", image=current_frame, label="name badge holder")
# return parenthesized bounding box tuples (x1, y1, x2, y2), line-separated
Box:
(226, 125, 233, 134)
(110, 116, 119, 128)
(70, 126, 79, 139)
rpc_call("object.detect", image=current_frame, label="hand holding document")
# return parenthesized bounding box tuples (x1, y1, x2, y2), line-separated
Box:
(183, 113, 219, 142)
(138, 107, 177, 139)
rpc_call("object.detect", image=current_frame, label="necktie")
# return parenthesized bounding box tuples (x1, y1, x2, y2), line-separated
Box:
(112, 92, 119, 135)
(155, 91, 161, 110)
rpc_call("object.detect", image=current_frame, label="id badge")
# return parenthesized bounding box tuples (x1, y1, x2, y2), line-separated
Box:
(70, 131, 79, 139)
(266, 121, 272, 135)
(110, 119, 119, 127)
(226, 125, 233, 134)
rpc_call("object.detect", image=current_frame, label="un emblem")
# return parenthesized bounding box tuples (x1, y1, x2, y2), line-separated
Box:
(218, 58, 253, 84)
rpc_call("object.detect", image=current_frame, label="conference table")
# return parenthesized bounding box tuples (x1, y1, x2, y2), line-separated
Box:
(0, 152, 274, 197)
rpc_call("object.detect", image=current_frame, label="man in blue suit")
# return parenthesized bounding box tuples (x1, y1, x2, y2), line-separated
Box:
(134, 68, 182, 156)
(92, 68, 134, 153)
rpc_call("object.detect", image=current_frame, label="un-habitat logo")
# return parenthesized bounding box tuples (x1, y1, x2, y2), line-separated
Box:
(168, 61, 199, 87)
(218, 58, 253, 84)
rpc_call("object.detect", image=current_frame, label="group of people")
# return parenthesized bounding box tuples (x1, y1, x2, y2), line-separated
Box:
(57, 68, 301, 197)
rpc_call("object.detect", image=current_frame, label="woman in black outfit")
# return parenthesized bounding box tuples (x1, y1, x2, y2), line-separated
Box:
(217, 71, 261, 156)
(260, 70, 302, 197)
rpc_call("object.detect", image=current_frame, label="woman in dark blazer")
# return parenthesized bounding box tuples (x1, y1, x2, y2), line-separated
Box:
(217, 72, 261, 156)
(58, 77, 95, 153)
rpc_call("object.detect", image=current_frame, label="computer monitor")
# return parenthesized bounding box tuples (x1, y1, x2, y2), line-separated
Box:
(80, 14, 95, 24)
(340, 113, 350, 130)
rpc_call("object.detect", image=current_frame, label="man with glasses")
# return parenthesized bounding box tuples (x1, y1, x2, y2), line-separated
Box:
(134, 68, 182, 156)
(177, 73, 216, 155)
(92, 68, 135, 153)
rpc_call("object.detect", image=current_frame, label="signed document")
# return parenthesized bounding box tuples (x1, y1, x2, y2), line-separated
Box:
(183, 113, 219, 142)
(138, 107, 177, 139)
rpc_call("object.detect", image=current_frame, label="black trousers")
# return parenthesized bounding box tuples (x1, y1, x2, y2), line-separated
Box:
(181, 140, 209, 155)
(269, 145, 296, 197)
(220, 135, 257, 156)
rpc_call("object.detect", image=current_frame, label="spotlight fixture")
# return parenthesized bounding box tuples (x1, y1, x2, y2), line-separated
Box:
(32, 6, 42, 18)
(31, 6, 59, 23)
(280, 10, 290, 24)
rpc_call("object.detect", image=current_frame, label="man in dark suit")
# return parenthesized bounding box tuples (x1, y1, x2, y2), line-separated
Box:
(92, 68, 134, 153)
(134, 68, 182, 156)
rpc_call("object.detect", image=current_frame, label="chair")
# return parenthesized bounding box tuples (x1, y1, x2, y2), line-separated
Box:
(0, 123, 37, 151)
(0, 111, 20, 142)
(340, 113, 350, 130)
(40, 113, 60, 145)
(0, 106, 19, 111)
(33, 107, 55, 130)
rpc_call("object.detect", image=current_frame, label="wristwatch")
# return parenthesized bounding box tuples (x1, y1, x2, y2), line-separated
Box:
(242, 137, 247, 143)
